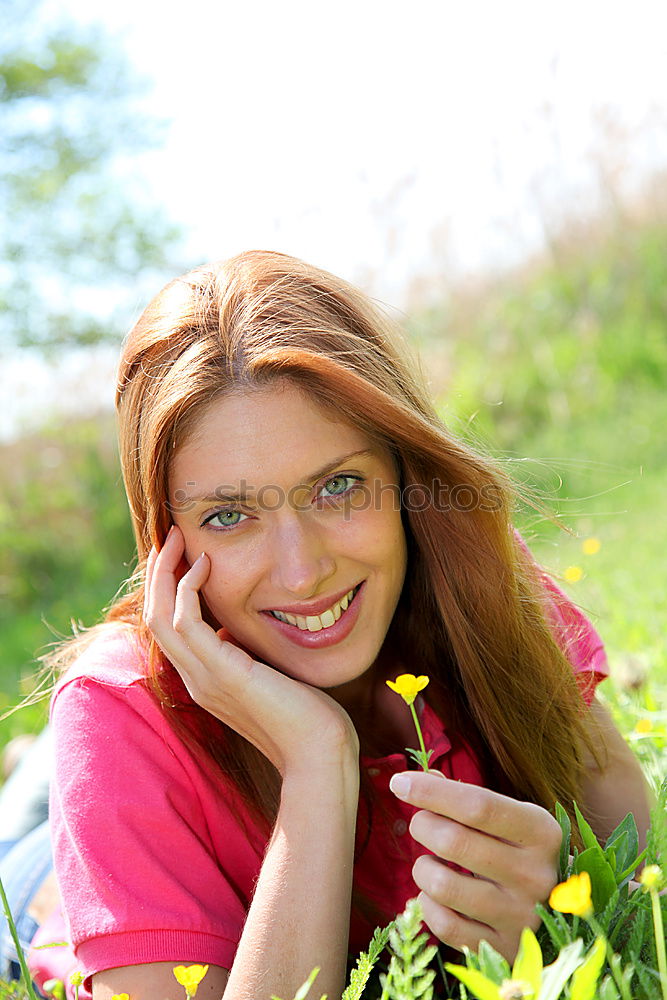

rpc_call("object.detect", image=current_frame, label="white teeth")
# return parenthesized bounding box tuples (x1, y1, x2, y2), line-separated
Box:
(269, 585, 359, 632)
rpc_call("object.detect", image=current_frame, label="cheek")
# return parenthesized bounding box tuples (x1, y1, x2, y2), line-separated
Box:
(336, 506, 407, 582)
(199, 549, 258, 621)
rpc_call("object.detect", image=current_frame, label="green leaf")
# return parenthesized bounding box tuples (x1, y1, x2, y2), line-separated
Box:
(443, 965, 500, 1000)
(342, 921, 392, 1000)
(616, 847, 649, 887)
(568, 936, 606, 1000)
(598, 974, 620, 1000)
(604, 845, 617, 874)
(604, 813, 639, 880)
(620, 961, 635, 998)
(534, 902, 573, 952)
(511, 927, 543, 996)
(293, 967, 321, 1000)
(555, 801, 572, 880)
(271, 966, 322, 1000)
(42, 981, 66, 1000)
(405, 747, 435, 770)
(539, 939, 585, 1000)
(574, 802, 601, 853)
(477, 941, 510, 985)
(574, 847, 618, 912)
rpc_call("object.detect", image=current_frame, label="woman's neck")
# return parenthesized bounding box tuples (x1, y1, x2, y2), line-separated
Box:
(324, 650, 417, 760)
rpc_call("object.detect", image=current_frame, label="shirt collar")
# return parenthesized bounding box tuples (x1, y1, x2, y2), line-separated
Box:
(360, 695, 452, 768)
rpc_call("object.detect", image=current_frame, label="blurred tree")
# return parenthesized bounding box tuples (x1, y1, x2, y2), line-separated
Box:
(0, 0, 183, 350)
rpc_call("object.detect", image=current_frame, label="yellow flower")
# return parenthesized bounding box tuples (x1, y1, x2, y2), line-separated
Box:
(635, 718, 653, 734)
(563, 565, 583, 583)
(69, 973, 85, 987)
(549, 871, 593, 917)
(386, 673, 429, 706)
(173, 965, 209, 997)
(639, 865, 665, 892)
(111, 995, 130, 1000)
(582, 537, 601, 555)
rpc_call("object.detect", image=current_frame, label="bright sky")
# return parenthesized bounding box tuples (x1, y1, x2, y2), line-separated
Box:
(47, 0, 667, 300)
(5, 0, 667, 438)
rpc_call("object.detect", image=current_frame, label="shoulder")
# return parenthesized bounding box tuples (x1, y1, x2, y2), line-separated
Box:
(52, 622, 149, 693)
(49, 624, 185, 773)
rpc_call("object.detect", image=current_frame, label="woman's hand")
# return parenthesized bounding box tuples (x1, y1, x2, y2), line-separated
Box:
(143, 526, 359, 775)
(390, 770, 562, 961)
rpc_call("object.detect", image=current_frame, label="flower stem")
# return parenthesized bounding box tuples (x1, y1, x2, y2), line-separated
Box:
(650, 888, 667, 1000)
(409, 703, 429, 770)
(0, 873, 40, 1000)
(587, 915, 632, 1000)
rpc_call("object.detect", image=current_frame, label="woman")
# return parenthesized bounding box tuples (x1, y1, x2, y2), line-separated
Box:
(49, 251, 650, 1000)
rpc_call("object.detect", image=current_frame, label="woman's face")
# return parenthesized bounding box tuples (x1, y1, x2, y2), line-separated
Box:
(168, 381, 407, 696)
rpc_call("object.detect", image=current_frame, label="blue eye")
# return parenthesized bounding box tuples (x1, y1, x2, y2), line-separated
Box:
(202, 509, 248, 530)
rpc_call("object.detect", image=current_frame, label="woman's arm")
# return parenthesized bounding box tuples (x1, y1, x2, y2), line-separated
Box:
(92, 530, 363, 1000)
(93, 749, 359, 1000)
(579, 696, 653, 850)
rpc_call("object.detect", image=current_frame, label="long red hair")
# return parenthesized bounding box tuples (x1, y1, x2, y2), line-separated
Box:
(50, 250, 593, 852)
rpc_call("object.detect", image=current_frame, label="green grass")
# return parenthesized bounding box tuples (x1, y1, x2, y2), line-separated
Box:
(0, 416, 135, 744)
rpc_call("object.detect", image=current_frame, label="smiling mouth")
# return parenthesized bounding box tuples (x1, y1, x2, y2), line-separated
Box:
(266, 584, 362, 633)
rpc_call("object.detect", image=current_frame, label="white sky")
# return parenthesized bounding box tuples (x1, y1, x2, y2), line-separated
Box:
(5, 0, 667, 437)
(45, 0, 667, 298)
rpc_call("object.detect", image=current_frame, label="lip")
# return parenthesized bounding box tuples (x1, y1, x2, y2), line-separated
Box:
(262, 582, 362, 617)
(261, 581, 365, 649)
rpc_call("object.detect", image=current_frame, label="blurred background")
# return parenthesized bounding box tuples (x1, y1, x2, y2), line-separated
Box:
(1, 0, 665, 776)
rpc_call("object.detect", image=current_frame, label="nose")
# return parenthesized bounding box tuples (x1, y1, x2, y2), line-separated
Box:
(268, 514, 336, 598)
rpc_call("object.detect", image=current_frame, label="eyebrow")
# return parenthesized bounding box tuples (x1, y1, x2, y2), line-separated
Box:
(181, 448, 375, 504)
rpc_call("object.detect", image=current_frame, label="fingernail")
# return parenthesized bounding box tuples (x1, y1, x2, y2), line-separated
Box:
(390, 774, 410, 799)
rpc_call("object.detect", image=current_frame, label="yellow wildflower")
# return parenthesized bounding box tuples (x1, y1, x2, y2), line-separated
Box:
(111, 995, 130, 1000)
(582, 537, 601, 555)
(635, 718, 653, 734)
(386, 673, 429, 706)
(549, 871, 593, 917)
(69, 973, 85, 987)
(639, 865, 665, 892)
(173, 965, 209, 997)
(563, 565, 583, 583)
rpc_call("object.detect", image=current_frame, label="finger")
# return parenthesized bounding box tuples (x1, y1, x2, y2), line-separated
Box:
(143, 545, 159, 619)
(412, 854, 506, 927)
(410, 811, 519, 883)
(144, 529, 204, 667)
(173, 553, 210, 629)
(417, 890, 500, 957)
(390, 771, 554, 845)
(146, 526, 186, 625)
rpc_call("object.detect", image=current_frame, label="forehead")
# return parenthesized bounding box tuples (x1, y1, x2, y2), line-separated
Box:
(170, 382, 374, 487)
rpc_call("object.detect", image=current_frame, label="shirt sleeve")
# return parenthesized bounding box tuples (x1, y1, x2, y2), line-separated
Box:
(514, 531, 610, 705)
(50, 671, 253, 986)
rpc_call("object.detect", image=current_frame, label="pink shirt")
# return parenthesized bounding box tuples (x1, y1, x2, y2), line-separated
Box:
(49, 570, 608, 988)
